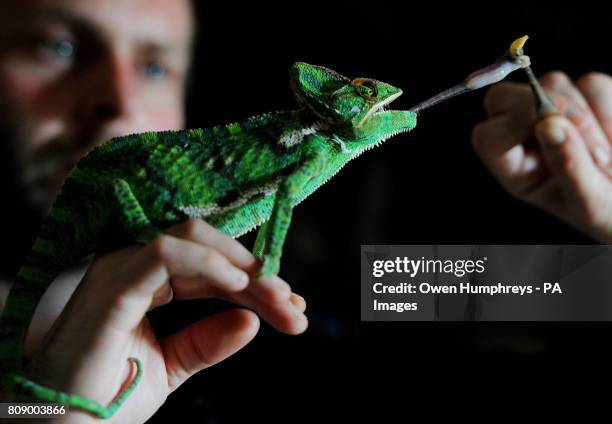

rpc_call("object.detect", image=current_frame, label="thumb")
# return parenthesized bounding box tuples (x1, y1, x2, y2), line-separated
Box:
(535, 114, 608, 221)
(160, 308, 260, 391)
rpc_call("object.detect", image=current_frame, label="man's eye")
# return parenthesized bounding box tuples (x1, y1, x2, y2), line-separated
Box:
(42, 39, 76, 59)
(144, 61, 167, 81)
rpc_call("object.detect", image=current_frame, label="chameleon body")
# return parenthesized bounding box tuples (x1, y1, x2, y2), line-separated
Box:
(0, 62, 417, 418)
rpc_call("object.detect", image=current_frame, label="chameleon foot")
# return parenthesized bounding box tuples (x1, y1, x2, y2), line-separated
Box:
(255, 255, 280, 279)
(1, 357, 143, 419)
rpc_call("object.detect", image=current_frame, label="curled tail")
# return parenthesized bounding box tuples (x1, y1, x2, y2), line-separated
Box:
(0, 231, 142, 419)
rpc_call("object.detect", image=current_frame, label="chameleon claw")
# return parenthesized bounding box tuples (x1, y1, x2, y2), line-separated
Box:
(255, 255, 280, 279)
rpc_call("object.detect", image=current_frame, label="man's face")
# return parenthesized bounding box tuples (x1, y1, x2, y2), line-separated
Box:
(0, 0, 194, 213)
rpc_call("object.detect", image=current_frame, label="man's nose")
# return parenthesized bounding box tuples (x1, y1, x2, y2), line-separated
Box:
(78, 50, 139, 129)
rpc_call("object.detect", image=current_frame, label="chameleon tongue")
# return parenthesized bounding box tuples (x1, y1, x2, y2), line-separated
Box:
(409, 36, 533, 114)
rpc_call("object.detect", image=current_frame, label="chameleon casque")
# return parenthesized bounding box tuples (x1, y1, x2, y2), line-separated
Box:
(0, 36, 540, 419)
(0, 62, 417, 418)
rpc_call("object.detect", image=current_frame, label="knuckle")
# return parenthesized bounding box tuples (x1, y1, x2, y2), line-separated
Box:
(267, 282, 291, 304)
(577, 72, 612, 91)
(200, 248, 226, 270)
(149, 234, 173, 260)
(190, 327, 215, 367)
(182, 218, 206, 238)
(547, 91, 569, 110)
(559, 154, 579, 175)
(540, 70, 571, 90)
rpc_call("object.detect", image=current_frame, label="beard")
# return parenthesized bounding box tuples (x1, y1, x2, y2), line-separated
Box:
(19, 137, 87, 216)
(0, 113, 107, 274)
(0, 120, 45, 274)
(1, 113, 106, 219)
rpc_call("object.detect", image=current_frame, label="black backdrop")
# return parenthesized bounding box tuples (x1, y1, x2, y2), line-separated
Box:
(142, 1, 607, 421)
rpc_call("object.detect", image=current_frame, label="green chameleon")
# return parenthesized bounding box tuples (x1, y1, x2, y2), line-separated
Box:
(0, 35, 539, 418)
(0, 62, 417, 418)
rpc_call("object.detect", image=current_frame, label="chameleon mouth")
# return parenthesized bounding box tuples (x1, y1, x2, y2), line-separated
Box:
(358, 90, 403, 127)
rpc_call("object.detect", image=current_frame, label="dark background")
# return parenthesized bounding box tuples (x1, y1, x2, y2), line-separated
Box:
(143, 2, 612, 421)
(0, 0, 603, 421)
(142, 1, 612, 421)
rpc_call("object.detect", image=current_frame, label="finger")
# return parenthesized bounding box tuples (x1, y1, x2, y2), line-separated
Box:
(170, 272, 291, 306)
(484, 82, 534, 117)
(541, 71, 611, 167)
(161, 309, 260, 391)
(541, 71, 589, 108)
(577, 72, 612, 146)
(167, 219, 294, 308)
(109, 235, 249, 330)
(170, 270, 306, 335)
(162, 220, 306, 333)
(472, 113, 533, 161)
(148, 235, 249, 292)
(290, 292, 307, 313)
(149, 282, 174, 310)
(471, 113, 547, 196)
(229, 288, 308, 335)
(483, 74, 597, 140)
(165, 219, 261, 274)
(246, 274, 292, 305)
(535, 115, 608, 222)
(158, 272, 305, 336)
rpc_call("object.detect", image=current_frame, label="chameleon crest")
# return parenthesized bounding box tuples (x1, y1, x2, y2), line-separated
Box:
(290, 62, 403, 129)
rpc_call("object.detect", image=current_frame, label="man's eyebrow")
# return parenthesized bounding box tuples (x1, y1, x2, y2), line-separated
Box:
(139, 41, 190, 57)
(41, 8, 100, 34)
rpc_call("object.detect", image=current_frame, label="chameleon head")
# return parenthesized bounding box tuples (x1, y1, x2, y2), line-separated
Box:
(290, 62, 404, 128)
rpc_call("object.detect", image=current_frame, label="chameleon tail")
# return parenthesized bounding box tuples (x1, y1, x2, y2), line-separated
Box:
(2, 358, 142, 419)
(0, 235, 65, 378)
(0, 232, 142, 419)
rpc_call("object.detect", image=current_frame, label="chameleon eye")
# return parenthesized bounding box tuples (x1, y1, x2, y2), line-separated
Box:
(351, 78, 378, 101)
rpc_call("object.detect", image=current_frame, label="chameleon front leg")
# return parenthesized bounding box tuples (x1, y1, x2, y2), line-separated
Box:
(252, 220, 270, 258)
(257, 140, 327, 278)
(112, 178, 161, 244)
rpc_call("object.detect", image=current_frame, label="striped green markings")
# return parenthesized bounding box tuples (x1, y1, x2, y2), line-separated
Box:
(0, 63, 416, 418)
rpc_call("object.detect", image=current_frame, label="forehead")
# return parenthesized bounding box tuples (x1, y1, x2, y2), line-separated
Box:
(2, 0, 193, 49)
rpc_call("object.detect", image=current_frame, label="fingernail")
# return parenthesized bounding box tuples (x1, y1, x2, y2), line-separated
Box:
(593, 146, 610, 166)
(290, 293, 307, 311)
(292, 293, 305, 303)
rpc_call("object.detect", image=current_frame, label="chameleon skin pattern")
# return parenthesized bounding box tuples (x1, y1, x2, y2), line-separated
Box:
(0, 62, 416, 418)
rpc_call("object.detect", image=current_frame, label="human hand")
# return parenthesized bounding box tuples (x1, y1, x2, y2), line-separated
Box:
(22, 219, 307, 423)
(471, 71, 612, 243)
